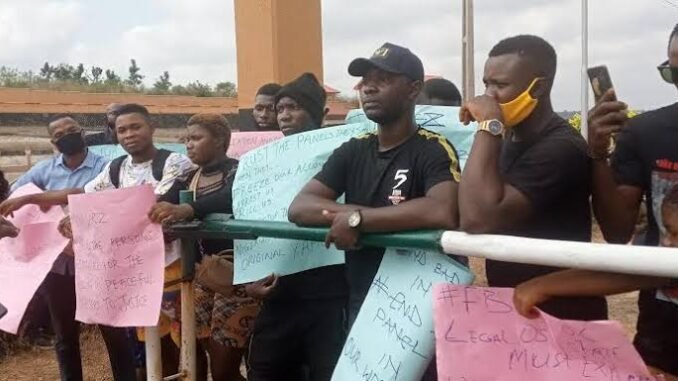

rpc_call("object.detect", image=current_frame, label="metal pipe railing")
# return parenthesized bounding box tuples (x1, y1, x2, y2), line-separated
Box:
(169, 213, 678, 278)
(155, 213, 678, 380)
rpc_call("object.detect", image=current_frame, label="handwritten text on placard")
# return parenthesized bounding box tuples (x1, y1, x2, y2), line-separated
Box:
(232, 124, 373, 284)
(70, 185, 164, 327)
(332, 249, 473, 381)
(433, 286, 658, 381)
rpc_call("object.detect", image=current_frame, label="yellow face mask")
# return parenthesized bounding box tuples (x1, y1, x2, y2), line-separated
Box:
(499, 78, 542, 128)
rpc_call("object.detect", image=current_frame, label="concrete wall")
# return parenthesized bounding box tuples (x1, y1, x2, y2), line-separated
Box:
(0, 88, 237, 114)
(0, 112, 242, 130)
(0, 87, 353, 129)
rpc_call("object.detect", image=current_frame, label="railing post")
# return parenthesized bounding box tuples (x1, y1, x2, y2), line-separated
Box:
(179, 190, 197, 381)
(145, 326, 163, 381)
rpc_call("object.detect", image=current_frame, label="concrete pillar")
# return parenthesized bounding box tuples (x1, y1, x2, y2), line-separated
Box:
(234, 0, 324, 129)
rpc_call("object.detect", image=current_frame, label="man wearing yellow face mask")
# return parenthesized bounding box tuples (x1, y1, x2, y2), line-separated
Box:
(458, 35, 608, 321)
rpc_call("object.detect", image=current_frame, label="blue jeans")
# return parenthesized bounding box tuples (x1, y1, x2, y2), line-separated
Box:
(42, 272, 136, 381)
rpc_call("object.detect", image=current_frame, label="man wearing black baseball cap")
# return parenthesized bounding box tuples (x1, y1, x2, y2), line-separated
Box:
(348, 42, 425, 81)
(290, 42, 462, 380)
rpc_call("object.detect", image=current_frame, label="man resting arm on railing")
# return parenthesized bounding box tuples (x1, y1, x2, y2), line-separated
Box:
(288, 43, 462, 328)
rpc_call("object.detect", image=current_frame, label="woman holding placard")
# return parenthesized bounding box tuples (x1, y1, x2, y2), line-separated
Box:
(149, 114, 257, 381)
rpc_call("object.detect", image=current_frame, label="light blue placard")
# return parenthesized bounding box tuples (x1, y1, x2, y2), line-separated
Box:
(232, 123, 376, 284)
(89, 143, 186, 161)
(345, 105, 476, 168)
(332, 249, 473, 381)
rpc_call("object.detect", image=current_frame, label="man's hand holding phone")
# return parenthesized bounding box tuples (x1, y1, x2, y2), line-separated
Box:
(587, 66, 628, 160)
(588, 89, 628, 160)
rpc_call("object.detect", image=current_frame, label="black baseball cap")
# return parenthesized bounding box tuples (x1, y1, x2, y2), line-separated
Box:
(348, 42, 424, 81)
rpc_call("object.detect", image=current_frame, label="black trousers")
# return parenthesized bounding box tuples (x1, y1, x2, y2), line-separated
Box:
(248, 297, 347, 381)
(41, 272, 136, 381)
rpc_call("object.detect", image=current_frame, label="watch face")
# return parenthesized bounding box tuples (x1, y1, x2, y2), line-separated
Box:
(348, 212, 361, 228)
(488, 120, 504, 135)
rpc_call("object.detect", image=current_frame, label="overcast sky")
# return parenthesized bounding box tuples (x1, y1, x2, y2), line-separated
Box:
(2, 0, 678, 110)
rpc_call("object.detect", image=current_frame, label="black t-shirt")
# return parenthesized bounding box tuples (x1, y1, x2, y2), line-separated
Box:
(487, 114, 608, 321)
(314, 127, 461, 309)
(611, 104, 678, 373)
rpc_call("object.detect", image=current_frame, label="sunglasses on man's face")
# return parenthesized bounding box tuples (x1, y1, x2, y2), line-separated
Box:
(657, 60, 678, 84)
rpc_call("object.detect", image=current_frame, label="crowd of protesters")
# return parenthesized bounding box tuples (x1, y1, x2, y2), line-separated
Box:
(0, 26, 676, 381)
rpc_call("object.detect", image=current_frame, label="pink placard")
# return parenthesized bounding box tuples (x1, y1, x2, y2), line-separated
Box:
(69, 185, 164, 327)
(0, 221, 69, 333)
(433, 285, 659, 381)
(227, 131, 283, 159)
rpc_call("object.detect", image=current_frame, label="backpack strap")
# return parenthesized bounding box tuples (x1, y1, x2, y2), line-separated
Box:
(188, 168, 202, 201)
(109, 155, 127, 189)
(152, 149, 172, 182)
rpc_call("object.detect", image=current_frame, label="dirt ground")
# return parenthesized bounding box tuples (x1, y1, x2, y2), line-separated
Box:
(0, 126, 640, 380)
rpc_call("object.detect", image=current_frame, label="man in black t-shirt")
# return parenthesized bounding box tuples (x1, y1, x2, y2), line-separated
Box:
(289, 42, 461, 325)
(247, 73, 348, 381)
(458, 35, 608, 321)
(579, 25, 678, 379)
(85, 103, 121, 146)
(289, 43, 460, 381)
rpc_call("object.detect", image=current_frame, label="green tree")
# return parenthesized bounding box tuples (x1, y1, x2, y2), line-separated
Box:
(90, 66, 103, 83)
(126, 59, 144, 87)
(0, 67, 20, 87)
(73, 63, 88, 84)
(214, 81, 237, 97)
(0, 67, 33, 88)
(170, 84, 189, 95)
(153, 71, 172, 93)
(39, 62, 53, 81)
(186, 81, 213, 97)
(104, 69, 122, 86)
(52, 64, 75, 81)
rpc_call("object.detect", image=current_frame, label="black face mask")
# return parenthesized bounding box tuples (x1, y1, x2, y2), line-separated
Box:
(55, 132, 86, 155)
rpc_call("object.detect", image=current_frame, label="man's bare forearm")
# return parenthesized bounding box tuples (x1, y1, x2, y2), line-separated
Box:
(537, 269, 671, 297)
(26, 188, 84, 207)
(591, 161, 640, 243)
(361, 197, 456, 232)
(288, 194, 362, 226)
(459, 134, 506, 231)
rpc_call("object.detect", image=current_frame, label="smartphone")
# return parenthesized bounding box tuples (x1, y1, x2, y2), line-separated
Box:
(587, 65, 616, 102)
(0, 302, 7, 320)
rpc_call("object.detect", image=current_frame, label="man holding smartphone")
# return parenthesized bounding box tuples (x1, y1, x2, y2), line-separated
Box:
(585, 24, 678, 380)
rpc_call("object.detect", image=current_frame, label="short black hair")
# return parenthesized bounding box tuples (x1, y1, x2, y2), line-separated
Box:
(256, 83, 283, 97)
(116, 103, 151, 123)
(47, 114, 78, 133)
(489, 35, 557, 79)
(187, 113, 231, 150)
(668, 24, 678, 54)
(423, 78, 462, 105)
(49, 114, 77, 125)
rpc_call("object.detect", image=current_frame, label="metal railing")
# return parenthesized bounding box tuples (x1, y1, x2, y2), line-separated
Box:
(151, 212, 678, 380)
